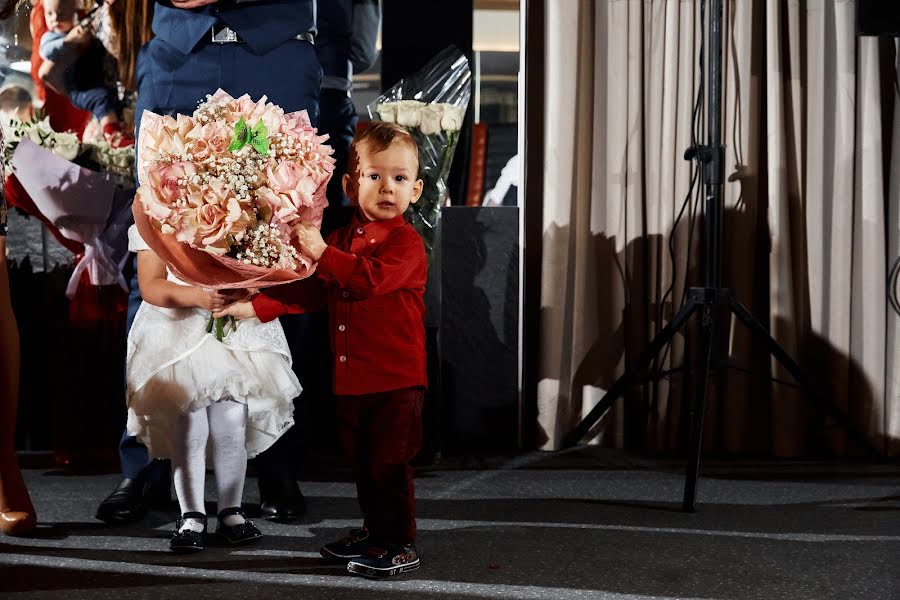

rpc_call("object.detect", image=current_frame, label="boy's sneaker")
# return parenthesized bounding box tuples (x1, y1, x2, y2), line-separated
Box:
(346, 543, 420, 579)
(320, 528, 372, 561)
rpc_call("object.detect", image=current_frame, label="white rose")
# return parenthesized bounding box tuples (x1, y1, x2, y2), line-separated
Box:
(418, 104, 444, 135)
(440, 104, 466, 131)
(35, 117, 54, 136)
(27, 127, 43, 145)
(376, 102, 398, 123)
(395, 100, 426, 128)
(54, 136, 80, 161)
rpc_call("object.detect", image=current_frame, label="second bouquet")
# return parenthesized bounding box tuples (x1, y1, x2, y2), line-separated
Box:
(133, 89, 334, 337)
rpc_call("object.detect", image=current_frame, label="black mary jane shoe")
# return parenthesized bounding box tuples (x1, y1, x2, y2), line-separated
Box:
(215, 507, 263, 545)
(170, 511, 207, 553)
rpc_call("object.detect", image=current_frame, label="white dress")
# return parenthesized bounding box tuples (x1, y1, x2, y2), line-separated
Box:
(125, 225, 302, 459)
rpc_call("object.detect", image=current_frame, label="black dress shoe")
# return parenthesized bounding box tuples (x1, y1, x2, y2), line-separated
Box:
(215, 507, 263, 545)
(170, 511, 207, 553)
(96, 478, 169, 524)
(258, 477, 306, 522)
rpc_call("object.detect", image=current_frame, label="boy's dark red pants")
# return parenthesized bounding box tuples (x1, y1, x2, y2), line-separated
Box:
(335, 387, 424, 545)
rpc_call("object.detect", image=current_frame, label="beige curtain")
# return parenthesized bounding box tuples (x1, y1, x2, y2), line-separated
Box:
(536, 0, 900, 457)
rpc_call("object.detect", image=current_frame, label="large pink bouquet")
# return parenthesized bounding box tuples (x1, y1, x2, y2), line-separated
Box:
(133, 89, 334, 291)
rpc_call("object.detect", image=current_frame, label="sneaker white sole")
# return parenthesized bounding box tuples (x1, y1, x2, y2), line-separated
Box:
(346, 558, 420, 579)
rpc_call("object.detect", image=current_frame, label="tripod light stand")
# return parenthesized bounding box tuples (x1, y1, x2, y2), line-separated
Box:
(562, 0, 878, 512)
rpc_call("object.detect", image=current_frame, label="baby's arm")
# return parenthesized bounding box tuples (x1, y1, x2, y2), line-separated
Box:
(137, 250, 231, 311)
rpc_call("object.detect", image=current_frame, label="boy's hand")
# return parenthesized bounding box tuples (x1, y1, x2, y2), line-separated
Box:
(293, 221, 328, 261)
(213, 299, 258, 320)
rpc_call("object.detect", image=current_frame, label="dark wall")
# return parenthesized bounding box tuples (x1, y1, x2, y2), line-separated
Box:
(440, 206, 519, 454)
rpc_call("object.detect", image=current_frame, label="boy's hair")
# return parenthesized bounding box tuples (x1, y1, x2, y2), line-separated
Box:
(347, 121, 420, 178)
(0, 86, 33, 115)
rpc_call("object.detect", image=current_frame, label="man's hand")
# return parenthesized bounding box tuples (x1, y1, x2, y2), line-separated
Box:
(293, 221, 328, 261)
(171, 0, 218, 8)
(213, 299, 258, 320)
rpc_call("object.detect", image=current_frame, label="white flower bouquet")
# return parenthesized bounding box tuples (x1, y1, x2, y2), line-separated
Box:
(368, 46, 471, 261)
(2, 114, 135, 185)
(1, 114, 81, 169)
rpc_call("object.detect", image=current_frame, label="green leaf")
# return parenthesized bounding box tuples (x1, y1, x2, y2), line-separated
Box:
(249, 120, 269, 156)
(227, 117, 250, 153)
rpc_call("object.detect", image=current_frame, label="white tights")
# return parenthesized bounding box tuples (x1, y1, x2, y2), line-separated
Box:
(171, 399, 248, 532)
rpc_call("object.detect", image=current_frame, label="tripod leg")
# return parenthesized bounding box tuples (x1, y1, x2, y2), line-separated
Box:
(727, 298, 881, 457)
(683, 303, 716, 512)
(562, 301, 700, 448)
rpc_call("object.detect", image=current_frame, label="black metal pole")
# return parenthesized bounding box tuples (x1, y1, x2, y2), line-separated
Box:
(704, 0, 724, 289)
(683, 0, 724, 512)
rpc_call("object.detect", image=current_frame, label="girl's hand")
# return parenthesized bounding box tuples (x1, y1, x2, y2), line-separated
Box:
(293, 222, 328, 261)
(193, 288, 233, 311)
(213, 300, 257, 320)
(171, 0, 218, 8)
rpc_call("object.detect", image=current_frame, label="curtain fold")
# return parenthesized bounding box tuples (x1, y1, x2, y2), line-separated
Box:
(537, 0, 900, 457)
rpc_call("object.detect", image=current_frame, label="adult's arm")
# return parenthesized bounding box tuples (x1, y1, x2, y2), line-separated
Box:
(350, 0, 380, 74)
(38, 26, 93, 93)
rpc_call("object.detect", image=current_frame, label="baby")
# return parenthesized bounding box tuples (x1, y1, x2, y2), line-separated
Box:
(39, 0, 131, 146)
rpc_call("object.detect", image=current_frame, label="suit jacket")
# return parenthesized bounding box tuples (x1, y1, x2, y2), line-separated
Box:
(152, 0, 315, 56)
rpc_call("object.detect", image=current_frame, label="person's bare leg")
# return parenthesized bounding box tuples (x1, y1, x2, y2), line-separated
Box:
(0, 237, 36, 535)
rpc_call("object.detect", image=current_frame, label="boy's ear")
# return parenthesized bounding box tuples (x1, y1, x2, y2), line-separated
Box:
(410, 178, 424, 204)
(342, 173, 356, 205)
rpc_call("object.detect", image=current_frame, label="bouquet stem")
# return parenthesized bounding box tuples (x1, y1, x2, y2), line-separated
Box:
(206, 314, 235, 341)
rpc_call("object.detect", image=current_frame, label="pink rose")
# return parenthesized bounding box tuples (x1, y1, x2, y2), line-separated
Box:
(265, 160, 307, 194)
(281, 110, 314, 138)
(190, 179, 252, 252)
(232, 94, 256, 116)
(258, 175, 318, 224)
(291, 189, 329, 229)
(201, 122, 231, 155)
(137, 185, 175, 224)
(148, 161, 196, 206)
(189, 139, 211, 162)
(248, 97, 287, 133)
(208, 89, 236, 104)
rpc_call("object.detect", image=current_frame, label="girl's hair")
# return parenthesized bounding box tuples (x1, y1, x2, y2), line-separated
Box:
(107, 0, 155, 92)
(347, 121, 420, 177)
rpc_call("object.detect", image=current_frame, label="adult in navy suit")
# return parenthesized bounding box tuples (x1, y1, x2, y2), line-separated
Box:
(317, 0, 379, 232)
(96, 0, 320, 525)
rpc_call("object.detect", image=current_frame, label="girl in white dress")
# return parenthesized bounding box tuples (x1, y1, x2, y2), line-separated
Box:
(125, 224, 302, 552)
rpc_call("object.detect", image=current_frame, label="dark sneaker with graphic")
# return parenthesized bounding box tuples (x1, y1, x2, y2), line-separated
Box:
(346, 543, 420, 578)
(320, 528, 372, 561)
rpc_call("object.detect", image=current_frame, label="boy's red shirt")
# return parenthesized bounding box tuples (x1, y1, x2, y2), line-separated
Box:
(252, 213, 428, 396)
